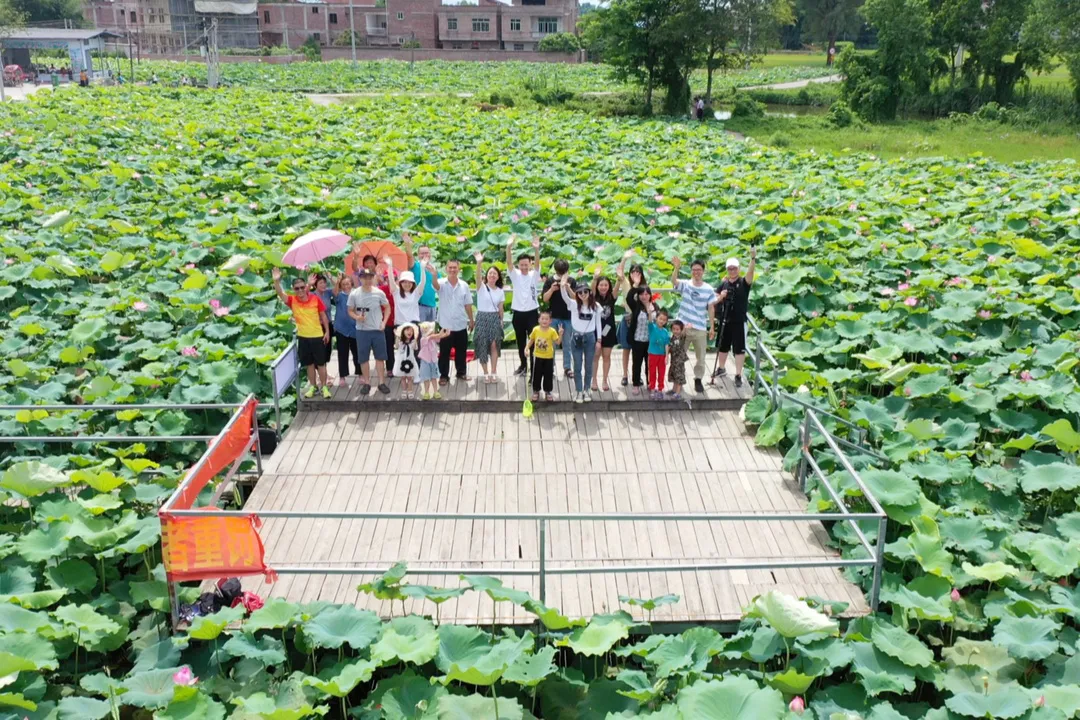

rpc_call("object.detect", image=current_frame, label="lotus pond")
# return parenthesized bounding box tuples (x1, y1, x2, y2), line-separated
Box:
(1, 88, 1080, 719)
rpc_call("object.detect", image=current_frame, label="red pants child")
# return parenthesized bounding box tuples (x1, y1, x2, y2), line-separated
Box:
(648, 353, 666, 392)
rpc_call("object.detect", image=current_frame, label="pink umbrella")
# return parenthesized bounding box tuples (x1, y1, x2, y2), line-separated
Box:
(282, 229, 351, 269)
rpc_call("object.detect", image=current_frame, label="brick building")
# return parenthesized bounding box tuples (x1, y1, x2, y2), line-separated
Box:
(87, 0, 577, 52)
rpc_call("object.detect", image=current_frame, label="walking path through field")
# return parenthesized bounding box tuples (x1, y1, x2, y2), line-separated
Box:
(739, 74, 842, 91)
(1, 84, 52, 102)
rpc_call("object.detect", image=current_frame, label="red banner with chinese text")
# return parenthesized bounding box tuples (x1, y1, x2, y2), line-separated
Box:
(170, 397, 258, 511)
(160, 512, 270, 582)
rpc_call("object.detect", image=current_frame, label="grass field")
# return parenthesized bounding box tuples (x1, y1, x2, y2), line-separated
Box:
(725, 113, 1080, 162)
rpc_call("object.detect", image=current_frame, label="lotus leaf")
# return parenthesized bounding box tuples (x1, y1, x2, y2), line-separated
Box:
(992, 615, 1060, 661)
(675, 675, 786, 719)
(302, 605, 381, 650)
(370, 616, 440, 666)
(747, 590, 838, 639)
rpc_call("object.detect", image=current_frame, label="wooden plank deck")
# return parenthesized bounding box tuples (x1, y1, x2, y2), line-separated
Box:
(239, 410, 869, 624)
(301, 348, 750, 412)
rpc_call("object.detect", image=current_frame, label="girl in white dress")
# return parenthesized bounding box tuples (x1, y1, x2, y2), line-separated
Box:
(394, 323, 421, 399)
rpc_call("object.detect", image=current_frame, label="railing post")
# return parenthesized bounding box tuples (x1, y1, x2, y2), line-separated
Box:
(252, 411, 264, 478)
(871, 516, 887, 611)
(797, 412, 810, 493)
(755, 334, 765, 402)
(538, 519, 547, 604)
(168, 580, 180, 630)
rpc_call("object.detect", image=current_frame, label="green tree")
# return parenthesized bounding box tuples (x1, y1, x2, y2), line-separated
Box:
(928, 0, 981, 83)
(800, 0, 863, 65)
(9, 0, 82, 24)
(538, 32, 581, 53)
(839, 0, 934, 119)
(585, 0, 705, 111)
(731, 0, 795, 63)
(1027, 0, 1080, 106)
(964, 0, 1044, 103)
(699, 0, 739, 101)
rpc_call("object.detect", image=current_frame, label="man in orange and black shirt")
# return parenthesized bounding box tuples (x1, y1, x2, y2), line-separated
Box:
(273, 268, 331, 399)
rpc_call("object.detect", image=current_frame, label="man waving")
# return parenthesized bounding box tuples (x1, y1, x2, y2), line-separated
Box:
(713, 246, 756, 388)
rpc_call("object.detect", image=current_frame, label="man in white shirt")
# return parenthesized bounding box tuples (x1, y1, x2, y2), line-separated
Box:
(506, 236, 542, 377)
(671, 257, 718, 394)
(430, 259, 474, 383)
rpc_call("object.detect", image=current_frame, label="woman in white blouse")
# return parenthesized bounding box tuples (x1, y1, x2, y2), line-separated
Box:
(559, 274, 603, 404)
(473, 253, 506, 384)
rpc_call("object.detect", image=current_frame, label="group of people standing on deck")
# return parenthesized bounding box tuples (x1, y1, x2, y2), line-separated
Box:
(272, 232, 756, 404)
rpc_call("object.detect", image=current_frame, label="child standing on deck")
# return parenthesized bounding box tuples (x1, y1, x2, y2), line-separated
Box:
(418, 321, 450, 400)
(647, 304, 671, 400)
(526, 310, 563, 402)
(395, 323, 421, 399)
(666, 320, 688, 400)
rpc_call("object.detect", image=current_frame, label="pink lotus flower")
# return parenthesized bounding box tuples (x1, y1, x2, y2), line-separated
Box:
(479, 213, 488, 219)
(904, 387, 912, 396)
(181, 346, 199, 358)
(185, 263, 195, 270)
(848, 202, 858, 212)
(789, 697, 805, 715)
(688, 198, 696, 203)
(978, 310, 991, 319)
(905, 269, 912, 277)
(133, 301, 148, 311)
(952, 355, 958, 361)
(456, 235, 466, 243)
(858, 215, 867, 222)
(931, 217, 941, 226)
(668, 231, 680, 238)
(1030, 218, 1041, 227)
(455, 204, 463, 210)
(656, 206, 671, 214)
(898, 283, 910, 291)
(1020, 370, 1033, 382)
(946, 277, 964, 287)
(649, 219, 656, 226)
(173, 667, 197, 686)
(249, 202, 258, 210)
(904, 297, 918, 307)
(3, 259, 13, 265)
(520, 210, 530, 218)
(223, 196, 230, 204)
(321, 188, 330, 197)
(559, 203, 567, 208)
(654, 194, 663, 201)
(545, 226, 553, 233)
(236, 267, 245, 276)
(880, 243, 887, 252)
(969, 226, 979, 235)
(132, 172, 142, 180)
(511, 214, 519, 222)
(810, 311, 819, 318)
(1035, 696, 1045, 708)
(209, 299, 221, 309)
(987, 255, 997, 263)
(198, 193, 206, 199)
(592, 203, 602, 211)
(951, 588, 961, 602)
(213, 306, 230, 317)
(880, 288, 895, 296)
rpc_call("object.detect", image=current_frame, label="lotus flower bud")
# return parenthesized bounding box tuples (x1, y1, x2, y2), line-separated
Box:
(951, 588, 961, 602)
(789, 697, 805, 715)
(1035, 696, 1045, 707)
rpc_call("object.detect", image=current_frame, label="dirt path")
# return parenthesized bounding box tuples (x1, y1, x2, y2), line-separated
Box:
(1, 84, 53, 102)
(740, 74, 841, 91)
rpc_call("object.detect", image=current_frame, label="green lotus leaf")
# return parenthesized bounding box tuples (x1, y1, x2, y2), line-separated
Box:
(230, 689, 327, 719)
(302, 605, 381, 651)
(1021, 462, 1080, 493)
(504, 646, 558, 688)
(992, 615, 1060, 661)
(747, 590, 837, 639)
(244, 598, 301, 632)
(158, 691, 227, 720)
(1, 462, 71, 498)
(370, 616, 440, 666)
(961, 561, 1019, 582)
(185, 605, 244, 641)
(766, 667, 817, 695)
(0, 604, 50, 633)
(521, 599, 587, 630)
(754, 408, 787, 447)
(618, 593, 681, 612)
(53, 604, 120, 635)
(222, 633, 287, 666)
(361, 670, 447, 719)
(555, 611, 633, 657)
(850, 643, 918, 697)
(0, 632, 58, 671)
(435, 693, 531, 720)
(1022, 535, 1080, 577)
(859, 469, 921, 508)
(70, 318, 109, 344)
(904, 373, 950, 398)
(131, 638, 182, 674)
(870, 622, 934, 668)
(434, 625, 529, 685)
(302, 659, 378, 697)
(45, 559, 98, 595)
(943, 688, 1033, 719)
(1041, 418, 1080, 453)
(0, 693, 36, 711)
(181, 384, 222, 404)
(1034, 685, 1080, 719)
(460, 575, 532, 605)
(56, 696, 112, 720)
(118, 668, 179, 709)
(18, 523, 71, 563)
(675, 675, 786, 719)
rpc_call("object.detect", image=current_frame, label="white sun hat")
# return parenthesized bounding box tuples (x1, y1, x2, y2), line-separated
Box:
(725, 257, 740, 269)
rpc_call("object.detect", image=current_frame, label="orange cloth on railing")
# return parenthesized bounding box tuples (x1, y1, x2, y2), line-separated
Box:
(159, 397, 272, 583)
(170, 397, 257, 510)
(161, 511, 271, 583)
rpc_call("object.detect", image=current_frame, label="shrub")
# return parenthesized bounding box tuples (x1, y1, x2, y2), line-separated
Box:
(538, 33, 580, 53)
(731, 94, 766, 118)
(767, 132, 792, 147)
(826, 100, 856, 128)
(301, 36, 322, 62)
(488, 91, 516, 107)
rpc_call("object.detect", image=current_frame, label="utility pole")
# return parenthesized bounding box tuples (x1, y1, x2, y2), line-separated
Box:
(206, 18, 219, 88)
(349, 0, 356, 65)
(128, 31, 134, 82)
(409, 30, 414, 69)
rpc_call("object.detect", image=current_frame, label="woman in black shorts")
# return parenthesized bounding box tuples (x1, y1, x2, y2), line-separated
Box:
(590, 269, 619, 392)
(615, 251, 648, 387)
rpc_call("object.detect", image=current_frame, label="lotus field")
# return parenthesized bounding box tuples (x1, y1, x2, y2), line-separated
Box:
(1, 86, 1080, 718)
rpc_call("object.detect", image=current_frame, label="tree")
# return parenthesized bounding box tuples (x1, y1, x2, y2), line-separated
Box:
(538, 32, 581, 53)
(8, 0, 82, 25)
(800, 0, 863, 64)
(839, 0, 934, 119)
(730, 0, 795, 63)
(1027, 0, 1080, 106)
(699, 0, 739, 101)
(584, 0, 705, 111)
(963, 0, 1045, 104)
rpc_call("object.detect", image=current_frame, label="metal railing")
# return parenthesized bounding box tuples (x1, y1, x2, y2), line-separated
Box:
(269, 340, 300, 436)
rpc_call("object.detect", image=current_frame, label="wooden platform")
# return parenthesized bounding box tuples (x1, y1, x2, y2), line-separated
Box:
(239, 409, 869, 625)
(301, 348, 750, 412)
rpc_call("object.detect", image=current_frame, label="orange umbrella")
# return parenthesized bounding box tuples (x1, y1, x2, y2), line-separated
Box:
(345, 240, 409, 275)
